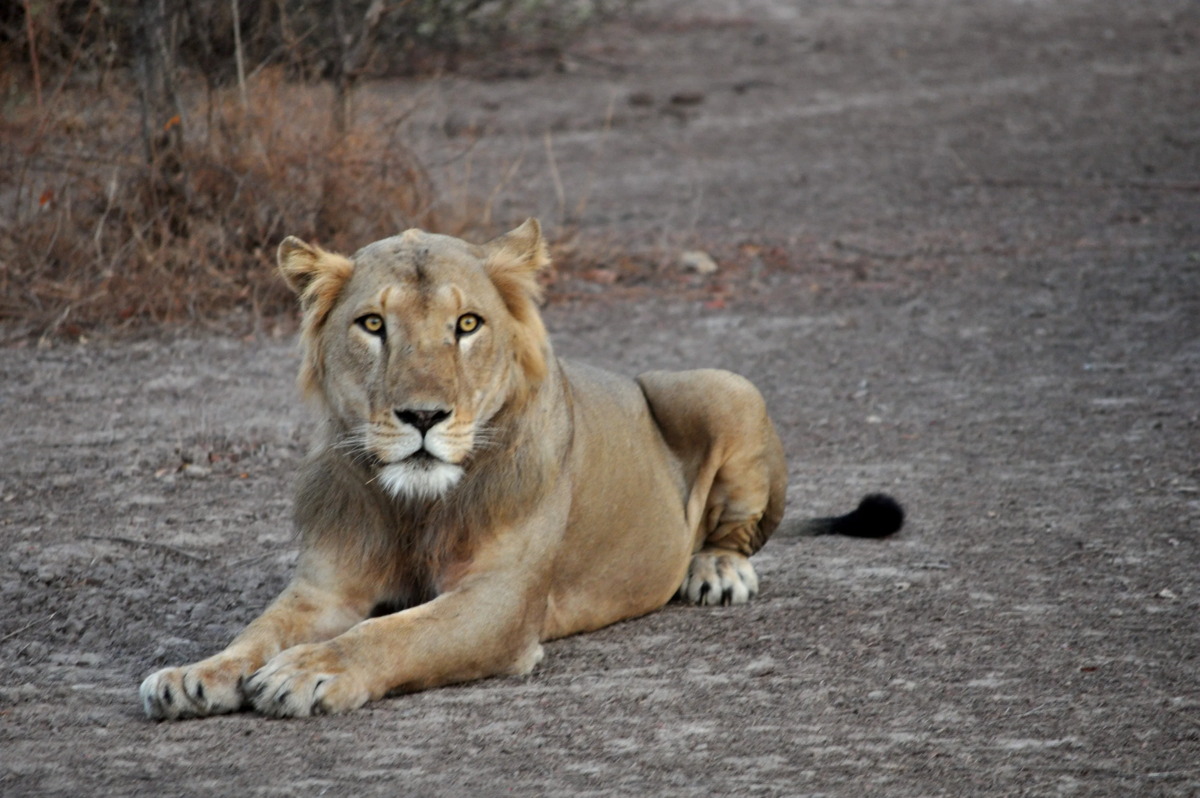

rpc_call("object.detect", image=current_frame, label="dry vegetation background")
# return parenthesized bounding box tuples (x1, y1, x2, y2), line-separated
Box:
(0, 0, 628, 340)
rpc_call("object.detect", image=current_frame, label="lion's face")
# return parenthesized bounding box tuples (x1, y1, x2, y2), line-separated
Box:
(278, 221, 551, 501)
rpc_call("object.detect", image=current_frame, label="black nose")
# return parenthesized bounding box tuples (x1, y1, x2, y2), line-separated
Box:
(396, 408, 451, 436)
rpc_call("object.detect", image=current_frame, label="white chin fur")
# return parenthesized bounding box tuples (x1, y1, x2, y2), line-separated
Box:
(377, 460, 464, 501)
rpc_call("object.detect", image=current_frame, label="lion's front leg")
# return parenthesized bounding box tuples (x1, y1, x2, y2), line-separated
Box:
(243, 470, 568, 719)
(140, 571, 374, 720)
(246, 570, 549, 718)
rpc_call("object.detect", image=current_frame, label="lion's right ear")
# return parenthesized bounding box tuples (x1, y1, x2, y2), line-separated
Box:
(277, 236, 355, 398)
(277, 236, 354, 302)
(278, 236, 355, 329)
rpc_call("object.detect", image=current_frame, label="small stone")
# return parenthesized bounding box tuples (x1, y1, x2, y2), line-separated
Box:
(681, 250, 719, 275)
(586, 268, 619, 285)
(745, 656, 777, 677)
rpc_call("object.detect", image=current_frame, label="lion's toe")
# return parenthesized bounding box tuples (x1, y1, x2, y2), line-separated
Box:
(678, 548, 759, 606)
(246, 644, 368, 719)
(140, 656, 249, 720)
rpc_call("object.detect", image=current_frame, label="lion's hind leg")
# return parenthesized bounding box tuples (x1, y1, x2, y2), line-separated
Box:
(678, 547, 759, 606)
(638, 368, 787, 552)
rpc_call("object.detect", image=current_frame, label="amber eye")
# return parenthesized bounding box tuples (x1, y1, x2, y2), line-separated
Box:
(456, 313, 482, 337)
(359, 314, 385, 335)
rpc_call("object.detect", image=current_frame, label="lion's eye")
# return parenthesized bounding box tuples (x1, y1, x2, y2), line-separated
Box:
(359, 314, 385, 335)
(456, 313, 482, 337)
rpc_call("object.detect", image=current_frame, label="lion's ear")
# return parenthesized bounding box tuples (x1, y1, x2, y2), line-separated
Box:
(483, 218, 550, 290)
(481, 218, 551, 391)
(277, 236, 353, 301)
(277, 236, 355, 398)
(278, 236, 355, 326)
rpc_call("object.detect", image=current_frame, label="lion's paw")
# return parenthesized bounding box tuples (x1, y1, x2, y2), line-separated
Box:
(245, 643, 370, 719)
(140, 655, 250, 720)
(678, 548, 759, 606)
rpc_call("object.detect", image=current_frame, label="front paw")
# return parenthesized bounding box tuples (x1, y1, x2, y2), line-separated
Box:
(245, 643, 369, 718)
(140, 655, 251, 720)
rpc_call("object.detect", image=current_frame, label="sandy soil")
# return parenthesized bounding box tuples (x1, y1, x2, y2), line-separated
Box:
(2, 1, 1199, 795)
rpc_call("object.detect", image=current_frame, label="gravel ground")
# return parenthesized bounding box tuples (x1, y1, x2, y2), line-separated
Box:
(2, 1, 1198, 795)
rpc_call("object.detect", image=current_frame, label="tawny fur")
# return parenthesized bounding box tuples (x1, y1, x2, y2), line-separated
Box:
(139, 219, 787, 720)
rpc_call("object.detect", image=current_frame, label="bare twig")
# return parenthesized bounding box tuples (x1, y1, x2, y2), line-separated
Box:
(0, 612, 57, 645)
(93, 166, 120, 260)
(40, 0, 99, 130)
(574, 92, 617, 223)
(231, 0, 249, 112)
(246, 23, 322, 83)
(11, 0, 97, 225)
(81, 535, 211, 563)
(37, 305, 72, 348)
(23, 0, 42, 113)
(225, 551, 277, 568)
(544, 131, 566, 230)
(483, 151, 527, 229)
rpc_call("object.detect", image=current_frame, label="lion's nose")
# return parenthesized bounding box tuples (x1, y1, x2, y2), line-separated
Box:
(396, 408, 451, 436)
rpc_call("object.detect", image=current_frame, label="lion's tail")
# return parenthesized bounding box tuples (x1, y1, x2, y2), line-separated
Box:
(777, 493, 905, 539)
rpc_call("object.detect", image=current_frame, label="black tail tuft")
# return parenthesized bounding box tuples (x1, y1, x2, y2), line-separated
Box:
(777, 493, 906, 538)
(827, 493, 905, 538)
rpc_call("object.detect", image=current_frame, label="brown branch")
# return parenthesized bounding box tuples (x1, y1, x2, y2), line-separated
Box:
(22, 0, 42, 113)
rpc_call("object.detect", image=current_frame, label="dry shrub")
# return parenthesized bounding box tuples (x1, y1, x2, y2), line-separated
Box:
(0, 69, 437, 338)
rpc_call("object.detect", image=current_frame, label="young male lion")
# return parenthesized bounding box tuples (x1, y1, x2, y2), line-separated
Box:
(140, 219, 902, 719)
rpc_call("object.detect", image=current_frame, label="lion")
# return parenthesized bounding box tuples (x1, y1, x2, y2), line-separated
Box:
(140, 219, 903, 720)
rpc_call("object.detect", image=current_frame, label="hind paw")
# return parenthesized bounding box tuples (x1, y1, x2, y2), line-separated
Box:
(678, 548, 759, 606)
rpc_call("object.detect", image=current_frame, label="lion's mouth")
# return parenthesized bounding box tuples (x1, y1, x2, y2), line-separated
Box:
(376, 449, 465, 500)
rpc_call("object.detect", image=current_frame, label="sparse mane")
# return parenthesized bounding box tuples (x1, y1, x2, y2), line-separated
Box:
(296, 368, 565, 606)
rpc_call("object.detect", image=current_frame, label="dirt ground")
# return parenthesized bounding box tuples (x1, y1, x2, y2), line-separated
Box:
(2, 0, 1199, 795)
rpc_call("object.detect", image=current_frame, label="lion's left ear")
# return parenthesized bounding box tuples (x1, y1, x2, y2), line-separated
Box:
(481, 218, 551, 390)
(482, 218, 550, 299)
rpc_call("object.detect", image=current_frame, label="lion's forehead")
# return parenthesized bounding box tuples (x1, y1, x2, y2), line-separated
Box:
(377, 282, 464, 316)
(341, 237, 496, 314)
(351, 230, 482, 273)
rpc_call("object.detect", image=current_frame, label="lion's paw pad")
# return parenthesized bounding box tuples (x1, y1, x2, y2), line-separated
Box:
(678, 549, 759, 606)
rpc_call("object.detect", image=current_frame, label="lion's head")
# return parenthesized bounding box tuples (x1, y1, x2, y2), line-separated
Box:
(277, 219, 552, 502)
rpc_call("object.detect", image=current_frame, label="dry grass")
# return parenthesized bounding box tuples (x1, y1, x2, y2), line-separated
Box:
(0, 72, 744, 343)
(0, 70, 447, 340)
(0, 0, 646, 343)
